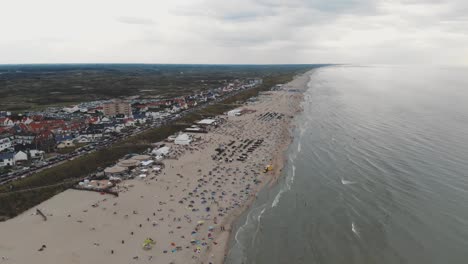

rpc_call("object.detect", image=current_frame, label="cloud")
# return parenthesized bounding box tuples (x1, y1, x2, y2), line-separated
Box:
(116, 16, 155, 25)
(0, 0, 467, 64)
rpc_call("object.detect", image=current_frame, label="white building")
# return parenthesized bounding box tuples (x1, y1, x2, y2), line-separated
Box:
(227, 109, 242, 117)
(146, 111, 170, 119)
(0, 118, 14, 127)
(63, 105, 80, 113)
(30, 149, 45, 159)
(174, 134, 191, 145)
(75, 135, 90, 143)
(14, 151, 28, 162)
(197, 119, 217, 126)
(152, 146, 170, 156)
(57, 140, 75, 149)
(0, 135, 13, 152)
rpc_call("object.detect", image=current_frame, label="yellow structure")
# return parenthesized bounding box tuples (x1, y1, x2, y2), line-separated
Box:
(263, 165, 273, 173)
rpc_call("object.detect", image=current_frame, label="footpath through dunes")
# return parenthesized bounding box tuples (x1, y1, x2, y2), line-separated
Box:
(0, 71, 312, 264)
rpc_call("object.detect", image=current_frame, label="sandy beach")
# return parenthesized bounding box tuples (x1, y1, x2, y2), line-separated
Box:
(0, 71, 311, 264)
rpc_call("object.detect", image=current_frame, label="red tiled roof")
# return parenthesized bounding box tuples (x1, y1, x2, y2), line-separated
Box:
(0, 127, 12, 133)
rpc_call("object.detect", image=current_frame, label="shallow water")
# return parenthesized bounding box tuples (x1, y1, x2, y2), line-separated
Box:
(226, 66, 468, 264)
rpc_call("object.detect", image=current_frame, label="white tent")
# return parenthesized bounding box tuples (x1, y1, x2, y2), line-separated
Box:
(152, 146, 170, 156)
(174, 134, 191, 145)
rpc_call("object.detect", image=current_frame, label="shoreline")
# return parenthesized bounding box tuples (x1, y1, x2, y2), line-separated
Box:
(0, 70, 313, 264)
(203, 71, 312, 264)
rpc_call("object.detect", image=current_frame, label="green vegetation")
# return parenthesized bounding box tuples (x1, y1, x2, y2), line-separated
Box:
(55, 143, 87, 154)
(0, 65, 316, 220)
(0, 64, 318, 112)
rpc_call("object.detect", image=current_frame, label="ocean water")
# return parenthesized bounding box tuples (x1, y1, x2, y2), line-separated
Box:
(225, 66, 468, 264)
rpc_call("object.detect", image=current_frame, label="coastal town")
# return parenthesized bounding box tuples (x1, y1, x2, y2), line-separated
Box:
(0, 71, 311, 264)
(0, 78, 263, 184)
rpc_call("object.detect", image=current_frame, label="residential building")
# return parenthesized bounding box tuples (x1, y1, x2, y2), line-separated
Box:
(102, 100, 132, 117)
(0, 134, 13, 152)
(57, 140, 75, 149)
(0, 152, 15, 167)
(14, 151, 28, 162)
(0, 117, 14, 127)
(29, 149, 45, 159)
(14, 132, 36, 145)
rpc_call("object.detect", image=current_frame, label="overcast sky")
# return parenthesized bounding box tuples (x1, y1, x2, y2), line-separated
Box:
(1, 0, 467, 64)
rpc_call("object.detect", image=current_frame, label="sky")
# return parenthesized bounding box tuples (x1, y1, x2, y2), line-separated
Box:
(1, 0, 467, 64)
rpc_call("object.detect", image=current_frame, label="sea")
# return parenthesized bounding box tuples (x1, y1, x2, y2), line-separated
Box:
(225, 65, 468, 264)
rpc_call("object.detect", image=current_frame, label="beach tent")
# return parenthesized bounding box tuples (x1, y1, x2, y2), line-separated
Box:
(174, 134, 191, 145)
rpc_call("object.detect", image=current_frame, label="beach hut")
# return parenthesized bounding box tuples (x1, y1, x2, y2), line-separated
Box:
(174, 134, 191, 145)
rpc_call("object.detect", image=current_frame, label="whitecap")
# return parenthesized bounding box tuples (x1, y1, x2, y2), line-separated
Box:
(352, 222, 360, 237)
(258, 208, 266, 222)
(271, 191, 283, 207)
(341, 178, 356, 185)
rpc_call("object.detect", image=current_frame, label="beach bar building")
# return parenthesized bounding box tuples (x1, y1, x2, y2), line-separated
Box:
(174, 133, 191, 145)
(104, 165, 127, 178)
(132, 155, 151, 161)
(118, 159, 139, 168)
(227, 109, 242, 117)
(196, 119, 217, 126)
(152, 146, 170, 156)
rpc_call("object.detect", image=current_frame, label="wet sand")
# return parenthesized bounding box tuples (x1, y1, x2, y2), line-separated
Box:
(0, 71, 311, 264)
